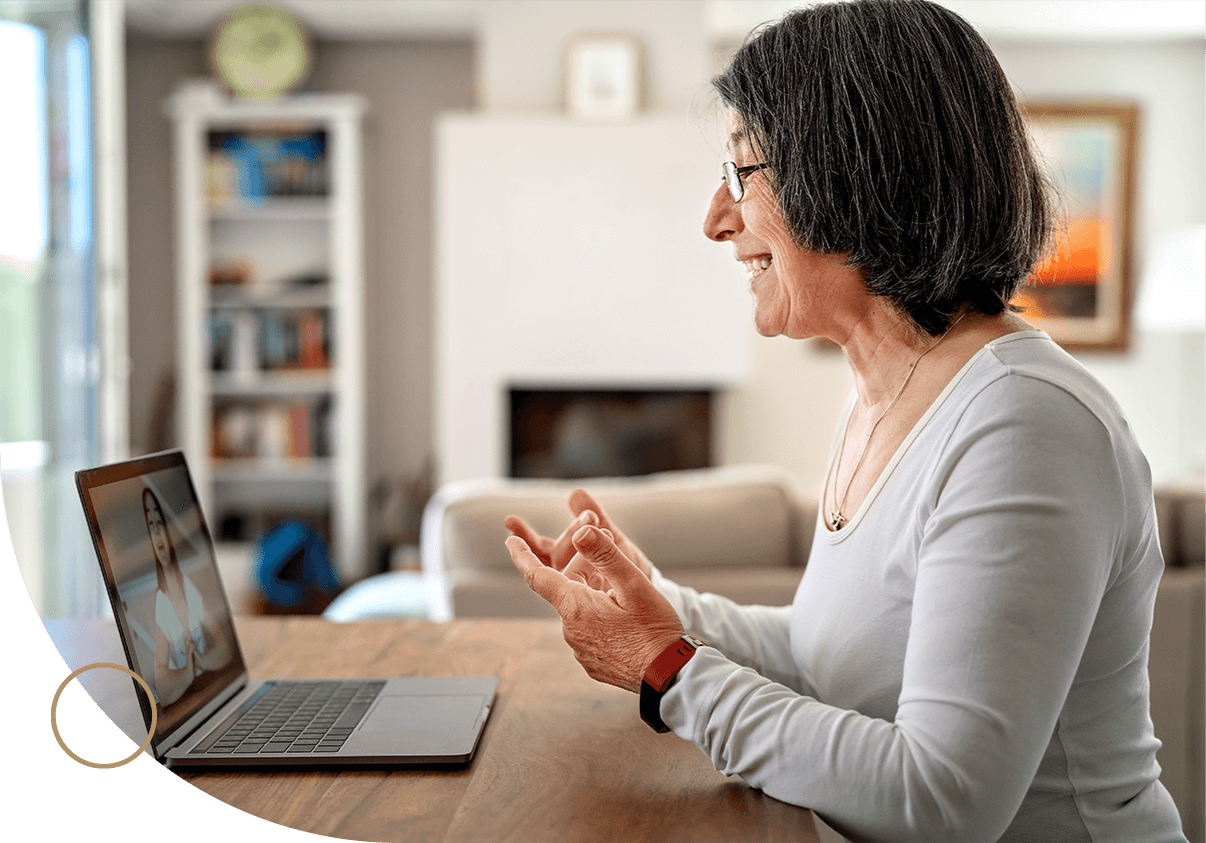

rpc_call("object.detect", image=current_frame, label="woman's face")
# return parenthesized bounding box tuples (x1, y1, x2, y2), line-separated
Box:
(144, 496, 170, 568)
(703, 118, 851, 340)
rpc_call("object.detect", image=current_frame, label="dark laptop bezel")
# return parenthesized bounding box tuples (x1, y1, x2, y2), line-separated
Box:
(75, 448, 251, 760)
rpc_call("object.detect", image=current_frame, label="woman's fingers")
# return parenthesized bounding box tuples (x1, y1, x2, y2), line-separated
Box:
(505, 510, 599, 570)
(505, 536, 570, 608)
(563, 540, 614, 592)
(569, 489, 619, 537)
(549, 509, 599, 568)
(503, 516, 552, 564)
(567, 489, 652, 579)
(571, 526, 647, 604)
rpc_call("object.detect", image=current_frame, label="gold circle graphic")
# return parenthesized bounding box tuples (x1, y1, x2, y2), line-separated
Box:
(50, 662, 157, 769)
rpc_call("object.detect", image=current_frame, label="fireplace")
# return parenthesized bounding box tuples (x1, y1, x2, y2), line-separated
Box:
(436, 116, 752, 484)
(509, 388, 712, 479)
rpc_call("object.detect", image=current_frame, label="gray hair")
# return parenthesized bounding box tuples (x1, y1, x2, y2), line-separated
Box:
(713, 0, 1055, 336)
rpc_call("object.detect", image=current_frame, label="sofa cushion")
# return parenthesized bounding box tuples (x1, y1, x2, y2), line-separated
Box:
(1155, 488, 1205, 567)
(434, 466, 814, 577)
(421, 465, 815, 621)
(1176, 495, 1204, 566)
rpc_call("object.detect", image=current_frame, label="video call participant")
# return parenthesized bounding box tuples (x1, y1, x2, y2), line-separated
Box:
(142, 487, 232, 706)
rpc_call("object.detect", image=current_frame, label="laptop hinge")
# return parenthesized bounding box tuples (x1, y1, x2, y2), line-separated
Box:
(156, 673, 252, 757)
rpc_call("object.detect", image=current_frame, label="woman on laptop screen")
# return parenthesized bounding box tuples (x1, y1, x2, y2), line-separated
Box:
(143, 487, 233, 706)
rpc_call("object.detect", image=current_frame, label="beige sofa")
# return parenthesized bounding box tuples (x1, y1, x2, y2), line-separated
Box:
(411, 465, 1203, 841)
(419, 465, 814, 620)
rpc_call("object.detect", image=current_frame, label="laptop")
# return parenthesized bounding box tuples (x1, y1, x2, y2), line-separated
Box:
(75, 449, 497, 769)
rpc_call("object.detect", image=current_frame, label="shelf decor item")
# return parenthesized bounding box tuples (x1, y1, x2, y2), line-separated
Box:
(209, 3, 313, 99)
(564, 33, 643, 120)
(209, 129, 328, 203)
(1014, 102, 1138, 350)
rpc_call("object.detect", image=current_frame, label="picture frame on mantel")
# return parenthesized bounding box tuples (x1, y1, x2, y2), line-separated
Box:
(1015, 102, 1139, 351)
(564, 33, 643, 120)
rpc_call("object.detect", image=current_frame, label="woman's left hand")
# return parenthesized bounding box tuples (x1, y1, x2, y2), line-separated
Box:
(506, 525, 685, 693)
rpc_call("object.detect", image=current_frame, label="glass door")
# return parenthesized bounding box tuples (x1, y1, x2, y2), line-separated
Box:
(0, 1, 101, 617)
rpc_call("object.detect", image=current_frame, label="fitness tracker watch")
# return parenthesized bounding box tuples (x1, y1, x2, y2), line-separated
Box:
(640, 635, 706, 733)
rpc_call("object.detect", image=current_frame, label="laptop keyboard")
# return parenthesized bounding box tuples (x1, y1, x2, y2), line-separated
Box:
(192, 680, 386, 755)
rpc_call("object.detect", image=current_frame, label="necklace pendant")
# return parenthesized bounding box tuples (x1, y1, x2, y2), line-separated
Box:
(829, 510, 847, 530)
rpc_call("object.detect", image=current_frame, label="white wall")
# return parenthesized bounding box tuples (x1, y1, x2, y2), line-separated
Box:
(435, 115, 752, 483)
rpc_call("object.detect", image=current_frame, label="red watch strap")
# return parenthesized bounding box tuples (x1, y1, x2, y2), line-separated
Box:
(643, 636, 704, 692)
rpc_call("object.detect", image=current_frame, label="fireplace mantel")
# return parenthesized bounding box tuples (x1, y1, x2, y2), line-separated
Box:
(434, 114, 752, 483)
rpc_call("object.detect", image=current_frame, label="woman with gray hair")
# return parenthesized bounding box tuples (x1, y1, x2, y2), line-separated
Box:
(504, 1, 1184, 840)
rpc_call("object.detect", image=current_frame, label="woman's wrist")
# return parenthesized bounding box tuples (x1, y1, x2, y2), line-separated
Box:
(641, 630, 691, 679)
(640, 635, 706, 732)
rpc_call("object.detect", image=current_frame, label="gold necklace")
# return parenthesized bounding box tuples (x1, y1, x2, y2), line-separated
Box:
(826, 313, 967, 530)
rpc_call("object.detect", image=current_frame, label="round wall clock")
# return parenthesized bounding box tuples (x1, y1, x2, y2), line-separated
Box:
(210, 4, 312, 99)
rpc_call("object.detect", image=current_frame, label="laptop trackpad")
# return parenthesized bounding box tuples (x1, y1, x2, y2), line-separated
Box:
(353, 694, 487, 754)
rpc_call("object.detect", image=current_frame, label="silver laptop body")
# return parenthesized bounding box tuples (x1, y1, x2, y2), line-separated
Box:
(76, 449, 496, 769)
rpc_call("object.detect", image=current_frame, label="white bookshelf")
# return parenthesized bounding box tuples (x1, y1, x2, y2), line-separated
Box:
(166, 87, 367, 588)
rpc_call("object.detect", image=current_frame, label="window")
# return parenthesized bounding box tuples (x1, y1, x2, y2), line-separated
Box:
(0, 4, 101, 617)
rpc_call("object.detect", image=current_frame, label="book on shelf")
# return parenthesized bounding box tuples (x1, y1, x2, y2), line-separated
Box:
(210, 308, 331, 374)
(209, 312, 232, 371)
(207, 311, 262, 377)
(212, 399, 333, 461)
(297, 312, 325, 368)
(313, 396, 334, 458)
(206, 129, 329, 205)
(260, 308, 331, 370)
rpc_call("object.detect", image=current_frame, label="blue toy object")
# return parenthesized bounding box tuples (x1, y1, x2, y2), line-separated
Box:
(254, 521, 339, 608)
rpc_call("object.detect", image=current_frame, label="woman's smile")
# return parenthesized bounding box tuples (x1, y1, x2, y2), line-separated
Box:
(740, 254, 773, 280)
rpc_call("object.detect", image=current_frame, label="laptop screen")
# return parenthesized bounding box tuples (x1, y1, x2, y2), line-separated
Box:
(77, 450, 246, 750)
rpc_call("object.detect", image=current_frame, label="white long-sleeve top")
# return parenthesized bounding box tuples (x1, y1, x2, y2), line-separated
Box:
(654, 332, 1185, 843)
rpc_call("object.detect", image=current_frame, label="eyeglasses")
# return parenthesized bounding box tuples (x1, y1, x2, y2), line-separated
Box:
(721, 161, 769, 202)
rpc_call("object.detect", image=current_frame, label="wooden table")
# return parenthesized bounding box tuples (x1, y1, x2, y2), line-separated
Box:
(46, 616, 819, 843)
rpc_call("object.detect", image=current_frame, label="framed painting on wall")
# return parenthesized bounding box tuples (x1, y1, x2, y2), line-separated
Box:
(1015, 102, 1139, 351)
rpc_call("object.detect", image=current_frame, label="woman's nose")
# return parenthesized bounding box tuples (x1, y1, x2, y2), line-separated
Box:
(703, 181, 741, 242)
